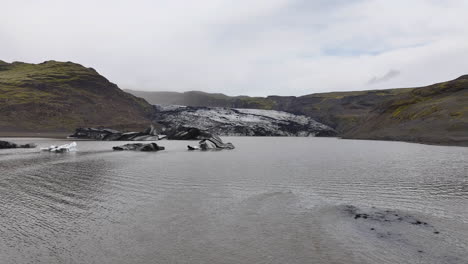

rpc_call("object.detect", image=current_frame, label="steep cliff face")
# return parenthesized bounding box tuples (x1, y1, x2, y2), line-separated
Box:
(0, 60, 153, 132)
(153, 105, 337, 137)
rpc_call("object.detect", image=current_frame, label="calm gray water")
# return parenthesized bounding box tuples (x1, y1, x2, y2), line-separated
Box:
(0, 137, 467, 264)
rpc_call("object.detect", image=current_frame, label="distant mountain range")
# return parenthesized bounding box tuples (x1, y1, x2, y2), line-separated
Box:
(0, 60, 466, 145)
(126, 77, 468, 146)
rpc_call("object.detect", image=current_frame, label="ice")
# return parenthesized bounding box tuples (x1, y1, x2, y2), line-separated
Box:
(41, 142, 77, 153)
(153, 105, 335, 137)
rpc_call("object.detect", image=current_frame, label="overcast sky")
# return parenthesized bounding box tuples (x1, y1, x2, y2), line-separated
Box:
(2, 0, 468, 96)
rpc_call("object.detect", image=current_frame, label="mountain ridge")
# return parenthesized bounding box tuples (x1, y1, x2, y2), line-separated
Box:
(126, 77, 468, 146)
(1, 59, 466, 145)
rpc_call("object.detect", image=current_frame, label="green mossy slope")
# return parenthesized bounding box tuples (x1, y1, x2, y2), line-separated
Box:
(0, 60, 153, 132)
(343, 76, 468, 145)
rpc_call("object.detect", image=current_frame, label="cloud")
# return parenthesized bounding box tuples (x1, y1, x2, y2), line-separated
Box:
(368, 70, 401, 85)
(1, 0, 468, 96)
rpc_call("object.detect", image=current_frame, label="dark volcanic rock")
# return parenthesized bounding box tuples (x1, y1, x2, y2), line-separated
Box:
(112, 143, 165, 151)
(0, 140, 36, 149)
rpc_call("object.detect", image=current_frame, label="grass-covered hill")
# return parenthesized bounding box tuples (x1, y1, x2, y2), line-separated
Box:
(0, 60, 153, 133)
(343, 76, 468, 145)
(126, 77, 467, 146)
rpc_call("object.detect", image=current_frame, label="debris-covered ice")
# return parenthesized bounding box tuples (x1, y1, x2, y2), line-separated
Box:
(153, 105, 337, 137)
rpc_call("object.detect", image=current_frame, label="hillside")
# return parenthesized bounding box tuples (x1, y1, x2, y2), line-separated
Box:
(343, 76, 468, 145)
(124, 90, 245, 108)
(124, 89, 281, 109)
(2, 60, 465, 145)
(126, 77, 467, 146)
(0, 60, 153, 133)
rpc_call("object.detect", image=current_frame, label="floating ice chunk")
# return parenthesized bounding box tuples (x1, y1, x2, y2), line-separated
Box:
(41, 142, 77, 153)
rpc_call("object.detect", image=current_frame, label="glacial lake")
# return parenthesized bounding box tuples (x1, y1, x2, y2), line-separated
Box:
(0, 137, 467, 264)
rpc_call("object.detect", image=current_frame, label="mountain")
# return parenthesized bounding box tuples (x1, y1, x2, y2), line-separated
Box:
(123, 90, 245, 108)
(2, 60, 465, 145)
(0, 60, 153, 132)
(343, 76, 468, 145)
(126, 77, 468, 146)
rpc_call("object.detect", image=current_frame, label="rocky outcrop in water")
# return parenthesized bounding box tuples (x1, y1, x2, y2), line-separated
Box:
(0, 140, 36, 149)
(153, 105, 337, 137)
(112, 142, 165, 151)
(69, 126, 163, 141)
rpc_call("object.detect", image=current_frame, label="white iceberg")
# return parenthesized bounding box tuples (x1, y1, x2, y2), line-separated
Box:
(41, 142, 77, 153)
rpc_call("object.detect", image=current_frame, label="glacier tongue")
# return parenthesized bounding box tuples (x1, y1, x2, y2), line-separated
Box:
(153, 105, 336, 137)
